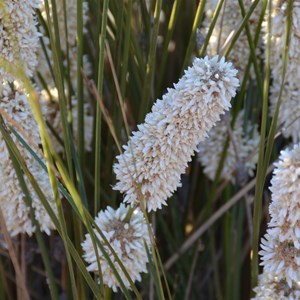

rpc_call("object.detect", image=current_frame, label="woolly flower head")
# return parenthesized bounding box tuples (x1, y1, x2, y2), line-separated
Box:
(267, 1, 300, 142)
(203, 0, 262, 80)
(252, 272, 300, 300)
(113, 56, 239, 212)
(82, 204, 151, 292)
(0, 0, 41, 80)
(0, 82, 56, 236)
(268, 144, 300, 245)
(197, 110, 260, 184)
(253, 143, 300, 297)
(259, 229, 300, 287)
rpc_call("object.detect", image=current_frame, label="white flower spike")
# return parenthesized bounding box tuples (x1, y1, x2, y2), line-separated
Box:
(113, 56, 239, 211)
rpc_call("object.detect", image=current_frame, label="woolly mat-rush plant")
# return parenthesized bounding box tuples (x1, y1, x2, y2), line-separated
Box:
(0, 0, 299, 299)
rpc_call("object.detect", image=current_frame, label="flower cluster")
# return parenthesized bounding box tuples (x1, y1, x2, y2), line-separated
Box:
(268, 1, 300, 142)
(203, 0, 262, 81)
(253, 273, 300, 299)
(0, 0, 41, 81)
(253, 144, 300, 298)
(113, 56, 239, 211)
(81, 204, 151, 292)
(0, 82, 56, 236)
(197, 110, 260, 184)
(82, 56, 239, 292)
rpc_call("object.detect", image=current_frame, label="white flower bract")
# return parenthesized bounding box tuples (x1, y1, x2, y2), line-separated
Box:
(81, 204, 151, 292)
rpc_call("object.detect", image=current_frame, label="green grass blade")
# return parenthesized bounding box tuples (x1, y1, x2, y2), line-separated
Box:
(181, 0, 207, 71)
(138, 0, 162, 122)
(94, 0, 110, 214)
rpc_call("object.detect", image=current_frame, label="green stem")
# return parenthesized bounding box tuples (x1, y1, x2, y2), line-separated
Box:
(181, 0, 207, 72)
(138, 0, 162, 122)
(94, 0, 110, 214)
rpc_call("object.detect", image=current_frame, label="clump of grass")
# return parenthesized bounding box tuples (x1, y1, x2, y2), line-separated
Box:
(0, 0, 298, 299)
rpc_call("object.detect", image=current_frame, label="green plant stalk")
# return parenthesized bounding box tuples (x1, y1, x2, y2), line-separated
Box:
(238, 0, 263, 99)
(74, 2, 88, 297)
(130, 30, 146, 75)
(157, 0, 183, 90)
(77, 0, 85, 169)
(114, 0, 132, 141)
(112, 0, 124, 68)
(0, 120, 59, 300)
(252, 0, 293, 291)
(9, 125, 107, 299)
(202, 138, 230, 221)
(36, 10, 56, 83)
(140, 204, 170, 300)
(210, 229, 223, 300)
(233, 202, 244, 300)
(154, 244, 172, 300)
(0, 112, 101, 298)
(44, 0, 74, 179)
(120, 0, 132, 98)
(7, 96, 145, 298)
(251, 0, 272, 289)
(223, 0, 261, 57)
(181, 0, 207, 72)
(233, 0, 268, 117)
(263, 1, 293, 175)
(138, 0, 162, 122)
(111, 0, 124, 152)
(62, 0, 73, 109)
(42, 129, 80, 299)
(140, 0, 151, 43)
(94, 0, 110, 214)
(199, 0, 225, 57)
(145, 245, 164, 300)
(8, 127, 78, 217)
(0, 57, 81, 299)
(53, 152, 142, 298)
